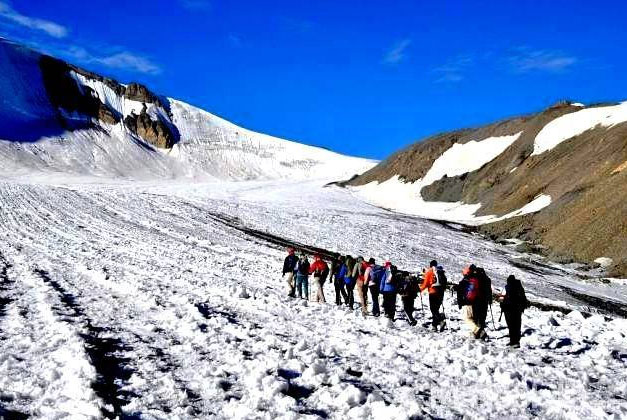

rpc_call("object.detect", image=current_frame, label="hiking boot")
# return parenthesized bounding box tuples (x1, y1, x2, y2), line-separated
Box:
(439, 320, 447, 332)
(432, 325, 438, 332)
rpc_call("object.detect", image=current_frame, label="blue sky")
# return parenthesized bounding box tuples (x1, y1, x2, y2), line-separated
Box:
(1, 0, 626, 159)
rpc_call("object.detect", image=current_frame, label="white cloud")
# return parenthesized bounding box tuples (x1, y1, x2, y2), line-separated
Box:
(63, 45, 162, 75)
(0, 1, 68, 38)
(432, 55, 474, 83)
(508, 48, 577, 72)
(383, 39, 411, 65)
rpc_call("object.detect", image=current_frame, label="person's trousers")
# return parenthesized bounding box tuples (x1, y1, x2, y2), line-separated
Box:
(313, 276, 326, 303)
(369, 285, 380, 316)
(356, 280, 368, 315)
(402, 296, 416, 324)
(296, 274, 309, 299)
(473, 303, 488, 329)
(429, 290, 444, 327)
(284, 272, 295, 296)
(504, 310, 522, 345)
(345, 280, 355, 308)
(462, 305, 480, 336)
(334, 277, 348, 305)
(382, 291, 397, 319)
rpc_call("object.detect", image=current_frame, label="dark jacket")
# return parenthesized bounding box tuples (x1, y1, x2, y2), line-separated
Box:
(283, 254, 298, 275)
(501, 278, 528, 313)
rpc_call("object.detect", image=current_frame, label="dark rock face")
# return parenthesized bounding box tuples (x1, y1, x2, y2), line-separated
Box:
(124, 106, 175, 149)
(349, 103, 627, 276)
(39, 55, 121, 126)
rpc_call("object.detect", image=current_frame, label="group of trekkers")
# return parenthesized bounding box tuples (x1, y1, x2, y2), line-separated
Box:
(282, 248, 529, 347)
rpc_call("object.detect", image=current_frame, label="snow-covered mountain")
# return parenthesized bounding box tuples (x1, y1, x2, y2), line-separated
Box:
(0, 38, 375, 180)
(348, 101, 627, 277)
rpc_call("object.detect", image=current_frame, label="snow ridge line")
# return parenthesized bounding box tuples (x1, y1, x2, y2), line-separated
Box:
(33, 268, 138, 419)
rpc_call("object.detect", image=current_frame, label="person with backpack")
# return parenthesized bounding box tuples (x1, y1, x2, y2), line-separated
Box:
(331, 255, 348, 306)
(473, 265, 492, 339)
(380, 262, 399, 320)
(294, 253, 310, 300)
(366, 258, 381, 317)
(419, 260, 447, 332)
(497, 275, 528, 347)
(399, 272, 419, 326)
(309, 254, 329, 303)
(282, 247, 299, 297)
(345, 255, 357, 309)
(356, 257, 370, 316)
(456, 266, 481, 337)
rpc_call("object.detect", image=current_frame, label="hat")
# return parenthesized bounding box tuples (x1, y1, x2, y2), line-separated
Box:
(384, 261, 392, 268)
(507, 274, 516, 282)
(429, 260, 438, 268)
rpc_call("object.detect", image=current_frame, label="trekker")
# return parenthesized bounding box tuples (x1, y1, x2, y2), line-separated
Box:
(366, 258, 382, 317)
(356, 257, 370, 316)
(399, 273, 419, 326)
(332, 256, 348, 305)
(344, 256, 357, 308)
(420, 260, 447, 332)
(309, 254, 329, 303)
(282, 247, 298, 297)
(472, 265, 492, 339)
(380, 262, 399, 320)
(294, 253, 310, 300)
(457, 266, 481, 338)
(498, 275, 528, 347)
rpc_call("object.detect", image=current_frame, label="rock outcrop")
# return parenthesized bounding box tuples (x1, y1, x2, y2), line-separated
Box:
(124, 105, 175, 149)
(38, 54, 177, 149)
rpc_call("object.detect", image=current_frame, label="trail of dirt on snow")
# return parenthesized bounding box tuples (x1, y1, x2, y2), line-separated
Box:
(0, 180, 625, 419)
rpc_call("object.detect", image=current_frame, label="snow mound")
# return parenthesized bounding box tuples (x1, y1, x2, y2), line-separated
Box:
(532, 102, 627, 156)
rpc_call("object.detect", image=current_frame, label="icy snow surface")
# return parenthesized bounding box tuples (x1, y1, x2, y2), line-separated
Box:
(0, 175, 625, 419)
(532, 102, 627, 156)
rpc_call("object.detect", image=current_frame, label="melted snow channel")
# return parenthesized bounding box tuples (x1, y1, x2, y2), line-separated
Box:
(532, 102, 627, 156)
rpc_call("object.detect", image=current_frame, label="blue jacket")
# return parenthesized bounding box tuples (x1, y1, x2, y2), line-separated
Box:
(338, 264, 350, 285)
(379, 267, 396, 293)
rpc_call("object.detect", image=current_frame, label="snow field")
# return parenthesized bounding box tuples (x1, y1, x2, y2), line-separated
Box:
(532, 102, 627, 156)
(0, 179, 625, 418)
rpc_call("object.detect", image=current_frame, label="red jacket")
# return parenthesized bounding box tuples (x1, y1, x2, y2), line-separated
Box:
(309, 259, 328, 276)
(420, 269, 438, 294)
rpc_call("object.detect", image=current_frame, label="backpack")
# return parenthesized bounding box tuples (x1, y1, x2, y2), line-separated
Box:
(466, 276, 480, 303)
(398, 275, 419, 297)
(433, 266, 448, 288)
(369, 265, 386, 289)
(456, 278, 470, 308)
(475, 268, 492, 303)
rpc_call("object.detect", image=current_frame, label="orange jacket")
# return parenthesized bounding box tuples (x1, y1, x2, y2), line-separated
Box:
(419, 269, 437, 294)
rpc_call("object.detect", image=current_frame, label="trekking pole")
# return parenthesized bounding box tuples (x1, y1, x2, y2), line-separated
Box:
(498, 309, 503, 323)
(419, 292, 424, 314)
(489, 301, 496, 330)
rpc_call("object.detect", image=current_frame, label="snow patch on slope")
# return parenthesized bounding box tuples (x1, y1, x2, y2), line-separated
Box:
(422, 132, 522, 186)
(352, 132, 545, 225)
(353, 176, 551, 225)
(532, 102, 627, 156)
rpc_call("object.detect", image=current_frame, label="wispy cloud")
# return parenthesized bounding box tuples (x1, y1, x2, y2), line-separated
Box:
(179, 0, 211, 12)
(432, 54, 474, 83)
(508, 48, 577, 73)
(228, 33, 242, 47)
(65, 46, 162, 75)
(383, 39, 411, 65)
(0, 1, 68, 38)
